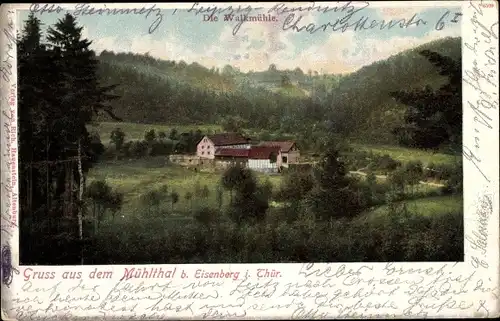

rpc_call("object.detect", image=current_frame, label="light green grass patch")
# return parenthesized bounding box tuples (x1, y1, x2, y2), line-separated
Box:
(361, 195, 462, 222)
(351, 143, 460, 165)
(88, 157, 283, 217)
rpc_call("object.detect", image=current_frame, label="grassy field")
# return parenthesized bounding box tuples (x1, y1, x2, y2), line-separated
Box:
(86, 122, 462, 226)
(88, 156, 283, 218)
(88, 154, 455, 223)
(360, 195, 463, 222)
(89, 122, 223, 145)
(350, 143, 461, 165)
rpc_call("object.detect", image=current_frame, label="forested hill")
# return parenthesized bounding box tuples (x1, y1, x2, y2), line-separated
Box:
(325, 37, 461, 143)
(96, 37, 461, 144)
(96, 52, 330, 129)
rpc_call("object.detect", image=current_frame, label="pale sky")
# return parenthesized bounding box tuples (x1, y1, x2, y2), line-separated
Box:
(18, 3, 462, 74)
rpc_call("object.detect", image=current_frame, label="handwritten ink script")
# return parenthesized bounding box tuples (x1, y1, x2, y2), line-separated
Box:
(466, 194, 494, 270)
(1, 7, 19, 317)
(1, 243, 18, 287)
(28, 2, 464, 36)
(461, 1, 499, 317)
(463, 0, 499, 184)
(187, 2, 463, 35)
(1, 8, 18, 239)
(5, 263, 500, 320)
(0, 10, 16, 83)
(29, 3, 164, 34)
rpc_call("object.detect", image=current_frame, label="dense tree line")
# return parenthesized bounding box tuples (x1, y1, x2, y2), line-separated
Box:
(106, 127, 205, 159)
(18, 13, 117, 264)
(96, 38, 461, 147)
(325, 37, 461, 144)
(81, 144, 463, 264)
(97, 52, 326, 131)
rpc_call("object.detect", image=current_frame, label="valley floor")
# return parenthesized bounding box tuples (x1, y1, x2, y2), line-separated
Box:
(88, 153, 461, 225)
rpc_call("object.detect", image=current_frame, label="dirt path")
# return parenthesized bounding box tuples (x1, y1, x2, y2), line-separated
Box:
(349, 170, 445, 187)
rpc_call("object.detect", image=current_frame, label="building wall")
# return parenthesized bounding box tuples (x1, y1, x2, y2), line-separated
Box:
(287, 150, 300, 164)
(169, 155, 215, 167)
(248, 159, 279, 173)
(197, 137, 215, 159)
(276, 151, 283, 169)
(280, 150, 300, 168)
(197, 137, 251, 159)
(215, 158, 248, 169)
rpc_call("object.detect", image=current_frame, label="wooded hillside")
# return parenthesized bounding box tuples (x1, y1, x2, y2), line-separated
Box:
(96, 37, 461, 145)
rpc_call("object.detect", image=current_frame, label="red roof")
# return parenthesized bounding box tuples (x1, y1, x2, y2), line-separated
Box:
(249, 146, 280, 159)
(258, 141, 296, 152)
(207, 133, 250, 146)
(214, 148, 249, 158)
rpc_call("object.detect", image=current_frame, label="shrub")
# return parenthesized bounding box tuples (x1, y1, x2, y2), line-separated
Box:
(110, 128, 126, 152)
(193, 207, 219, 227)
(144, 129, 156, 143)
(139, 187, 169, 216)
(122, 141, 134, 157)
(86, 180, 124, 231)
(424, 162, 437, 179)
(130, 140, 148, 157)
(150, 140, 174, 156)
(79, 206, 463, 264)
(200, 185, 210, 199)
(442, 162, 463, 195)
(376, 154, 401, 173)
(404, 160, 424, 186)
(277, 169, 314, 202)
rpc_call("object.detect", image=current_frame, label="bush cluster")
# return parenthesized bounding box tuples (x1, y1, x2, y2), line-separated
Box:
(343, 151, 402, 174)
(105, 127, 206, 160)
(76, 207, 463, 264)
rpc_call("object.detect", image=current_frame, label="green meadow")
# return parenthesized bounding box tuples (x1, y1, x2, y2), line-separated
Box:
(88, 154, 458, 223)
(350, 143, 461, 165)
(360, 195, 463, 223)
(88, 157, 283, 217)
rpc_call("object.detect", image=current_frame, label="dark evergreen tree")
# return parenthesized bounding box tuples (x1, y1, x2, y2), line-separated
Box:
(221, 165, 269, 224)
(391, 50, 462, 150)
(306, 143, 362, 220)
(18, 13, 43, 226)
(19, 13, 120, 265)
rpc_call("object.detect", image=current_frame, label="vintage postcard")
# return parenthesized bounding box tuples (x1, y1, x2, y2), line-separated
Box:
(1, 1, 499, 319)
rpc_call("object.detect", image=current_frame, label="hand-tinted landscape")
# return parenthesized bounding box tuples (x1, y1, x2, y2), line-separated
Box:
(18, 9, 463, 265)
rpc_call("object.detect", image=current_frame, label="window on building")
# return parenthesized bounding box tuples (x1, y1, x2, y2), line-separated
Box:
(208, 151, 211, 155)
(202, 152, 205, 155)
(282, 156, 288, 163)
(202, 145, 205, 149)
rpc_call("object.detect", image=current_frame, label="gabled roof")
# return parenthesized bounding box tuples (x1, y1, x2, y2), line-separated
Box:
(258, 141, 296, 152)
(249, 146, 280, 159)
(214, 148, 249, 158)
(206, 133, 250, 146)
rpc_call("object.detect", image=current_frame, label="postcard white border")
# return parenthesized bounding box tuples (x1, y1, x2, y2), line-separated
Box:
(1, 1, 499, 319)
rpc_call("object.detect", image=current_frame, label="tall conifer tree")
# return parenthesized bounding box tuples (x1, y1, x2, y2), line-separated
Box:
(19, 13, 119, 264)
(391, 50, 462, 150)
